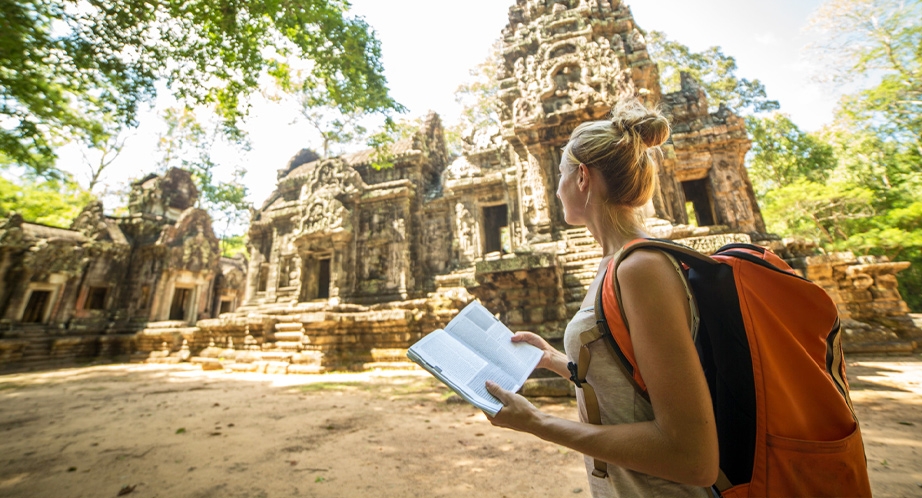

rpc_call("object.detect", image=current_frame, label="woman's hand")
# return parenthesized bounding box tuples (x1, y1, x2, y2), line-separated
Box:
(484, 381, 542, 433)
(511, 332, 568, 377)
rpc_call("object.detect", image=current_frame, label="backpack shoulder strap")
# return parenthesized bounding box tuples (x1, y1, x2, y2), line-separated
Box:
(595, 239, 720, 397)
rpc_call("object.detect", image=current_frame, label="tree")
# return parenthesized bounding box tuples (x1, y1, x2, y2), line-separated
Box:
(646, 31, 780, 115)
(0, 175, 94, 228)
(454, 41, 503, 132)
(746, 114, 837, 197)
(156, 107, 251, 247)
(809, 0, 921, 158)
(283, 81, 370, 159)
(445, 41, 505, 156)
(1, 0, 401, 177)
(80, 123, 128, 194)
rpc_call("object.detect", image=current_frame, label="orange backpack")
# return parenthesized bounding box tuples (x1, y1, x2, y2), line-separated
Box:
(573, 239, 872, 497)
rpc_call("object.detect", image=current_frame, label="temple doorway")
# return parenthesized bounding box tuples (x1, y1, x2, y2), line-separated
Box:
(318, 258, 331, 299)
(682, 179, 716, 227)
(482, 204, 510, 254)
(299, 255, 333, 301)
(169, 287, 192, 321)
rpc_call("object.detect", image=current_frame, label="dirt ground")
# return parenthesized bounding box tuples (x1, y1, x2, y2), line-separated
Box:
(0, 355, 920, 498)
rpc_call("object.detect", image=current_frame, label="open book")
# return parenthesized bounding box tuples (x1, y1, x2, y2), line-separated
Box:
(407, 301, 542, 416)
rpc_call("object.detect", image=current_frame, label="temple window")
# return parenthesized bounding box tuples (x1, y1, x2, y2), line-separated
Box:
(86, 286, 108, 310)
(169, 287, 192, 321)
(21, 290, 51, 323)
(317, 258, 331, 299)
(257, 264, 269, 292)
(682, 179, 716, 227)
(482, 204, 510, 254)
(219, 299, 233, 314)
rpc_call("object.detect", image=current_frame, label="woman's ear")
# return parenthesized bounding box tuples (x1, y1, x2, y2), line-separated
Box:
(577, 163, 590, 192)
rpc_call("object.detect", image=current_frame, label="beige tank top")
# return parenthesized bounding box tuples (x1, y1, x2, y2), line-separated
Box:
(563, 254, 708, 498)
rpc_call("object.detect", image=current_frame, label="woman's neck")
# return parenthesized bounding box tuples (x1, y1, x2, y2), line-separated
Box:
(584, 209, 647, 257)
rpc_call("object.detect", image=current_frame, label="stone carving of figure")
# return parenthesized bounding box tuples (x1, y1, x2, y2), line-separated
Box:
(628, 28, 646, 52)
(610, 33, 625, 54)
(513, 57, 526, 82)
(306, 201, 325, 232)
(521, 156, 550, 227)
(310, 162, 339, 194)
(455, 203, 479, 260)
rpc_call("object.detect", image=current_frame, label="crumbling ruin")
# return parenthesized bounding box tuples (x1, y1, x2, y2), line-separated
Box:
(0, 169, 244, 369)
(0, 0, 918, 373)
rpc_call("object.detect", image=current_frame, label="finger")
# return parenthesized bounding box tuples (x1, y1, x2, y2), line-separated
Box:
(485, 380, 510, 405)
(510, 332, 531, 342)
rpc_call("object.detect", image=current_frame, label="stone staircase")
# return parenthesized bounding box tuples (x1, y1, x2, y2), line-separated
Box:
(559, 227, 603, 315)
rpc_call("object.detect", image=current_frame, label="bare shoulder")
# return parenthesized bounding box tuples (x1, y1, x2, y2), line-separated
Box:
(616, 248, 681, 288)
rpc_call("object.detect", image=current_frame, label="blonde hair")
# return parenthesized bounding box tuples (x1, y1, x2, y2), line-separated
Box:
(562, 99, 670, 235)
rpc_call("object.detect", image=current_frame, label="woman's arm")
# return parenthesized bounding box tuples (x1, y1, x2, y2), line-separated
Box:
(486, 249, 719, 487)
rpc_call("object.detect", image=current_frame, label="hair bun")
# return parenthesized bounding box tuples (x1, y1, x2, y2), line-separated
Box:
(610, 101, 670, 148)
(632, 115, 670, 148)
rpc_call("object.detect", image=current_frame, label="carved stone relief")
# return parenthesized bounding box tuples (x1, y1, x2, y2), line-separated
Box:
(519, 153, 551, 231)
(455, 202, 481, 264)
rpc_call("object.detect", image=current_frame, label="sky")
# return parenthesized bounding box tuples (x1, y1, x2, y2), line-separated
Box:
(54, 0, 838, 217)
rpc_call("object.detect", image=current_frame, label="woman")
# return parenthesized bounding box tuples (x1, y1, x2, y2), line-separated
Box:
(484, 100, 719, 497)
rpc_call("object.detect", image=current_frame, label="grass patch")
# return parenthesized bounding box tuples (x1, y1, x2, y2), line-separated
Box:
(297, 382, 365, 393)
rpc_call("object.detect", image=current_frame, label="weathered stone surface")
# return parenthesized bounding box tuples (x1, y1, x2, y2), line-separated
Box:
(1, 1, 918, 373)
(0, 168, 243, 371)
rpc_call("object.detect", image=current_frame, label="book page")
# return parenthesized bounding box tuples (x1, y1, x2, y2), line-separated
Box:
(407, 301, 542, 416)
(445, 301, 542, 383)
(407, 330, 505, 415)
(409, 330, 488, 386)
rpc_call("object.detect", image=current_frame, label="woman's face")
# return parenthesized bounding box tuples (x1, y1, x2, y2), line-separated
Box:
(556, 153, 585, 226)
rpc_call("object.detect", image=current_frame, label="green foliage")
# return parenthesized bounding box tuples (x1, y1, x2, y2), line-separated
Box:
(809, 0, 921, 164)
(742, 0, 922, 309)
(1, 0, 401, 177)
(746, 114, 837, 197)
(450, 41, 503, 155)
(220, 234, 248, 258)
(364, 117, 402, 170)
(645, 31, 779, 114)
(760, 179, 875, 244)
(156, 107, 251, 238)
(454, 41, 503, 130)
(0, 174, 94, 228)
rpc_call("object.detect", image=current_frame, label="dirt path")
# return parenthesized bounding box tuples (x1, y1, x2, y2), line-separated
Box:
(0, 355, 920, 498)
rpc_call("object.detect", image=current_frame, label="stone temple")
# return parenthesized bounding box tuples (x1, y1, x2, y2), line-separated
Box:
(1, 0, 919, 372)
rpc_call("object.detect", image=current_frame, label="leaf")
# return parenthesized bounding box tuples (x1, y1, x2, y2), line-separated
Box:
(175, 428, 186, 434)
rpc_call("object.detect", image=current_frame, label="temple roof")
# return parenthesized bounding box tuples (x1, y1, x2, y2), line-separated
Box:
(282, 137, 419, 181)
(22, 222, 87, 243)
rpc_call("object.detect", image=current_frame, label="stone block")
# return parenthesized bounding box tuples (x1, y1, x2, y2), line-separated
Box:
(191, 357, 223, 370)
(522, 377, 573, 397)
(288, 364, 324, 374)
(226, 362, 258, 373)
(264, 361, 290, 375)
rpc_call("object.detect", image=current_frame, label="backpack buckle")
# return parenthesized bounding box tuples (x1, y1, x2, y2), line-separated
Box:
(567, 361, 582, 388)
